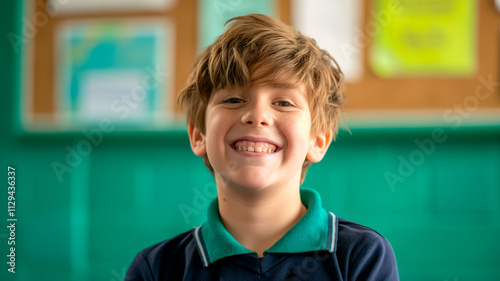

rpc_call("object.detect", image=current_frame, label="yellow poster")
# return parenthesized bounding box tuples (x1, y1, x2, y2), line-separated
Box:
(370, 0, 477, 77)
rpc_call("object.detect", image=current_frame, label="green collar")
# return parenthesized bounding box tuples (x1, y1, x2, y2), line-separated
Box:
(193, 189, 338, 267)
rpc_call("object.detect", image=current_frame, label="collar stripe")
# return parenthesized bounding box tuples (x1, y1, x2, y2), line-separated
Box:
(199, 189, 337, 263)
(193, 226, 210, 267)
(328, 212, 337, 253)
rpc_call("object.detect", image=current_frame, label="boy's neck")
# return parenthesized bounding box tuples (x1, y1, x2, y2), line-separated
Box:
(216, 181, 307, 257)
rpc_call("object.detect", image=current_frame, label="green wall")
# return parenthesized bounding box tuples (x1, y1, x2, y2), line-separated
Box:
(1, 1, 500, 280)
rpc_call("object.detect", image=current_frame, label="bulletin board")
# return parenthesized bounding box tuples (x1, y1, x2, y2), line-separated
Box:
(345, 0, 500, 112)
(22, 0, 199, 131)
(20, 0, 500, 132)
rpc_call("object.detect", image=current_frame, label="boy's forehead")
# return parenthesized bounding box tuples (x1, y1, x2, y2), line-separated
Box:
(209, 62, 312, 99)
(256, 83, 309, 99)
(212, 82, 309, 101)
(250, 69, 309, 93)
(250, 64, 300, 86)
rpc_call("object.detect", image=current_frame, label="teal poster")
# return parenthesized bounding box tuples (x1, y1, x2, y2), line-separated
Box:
(198, 0, 276, 49)
(56, 19, 173, 129)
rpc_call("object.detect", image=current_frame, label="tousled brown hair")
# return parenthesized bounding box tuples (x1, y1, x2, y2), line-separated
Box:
(178, 14, 345, 182)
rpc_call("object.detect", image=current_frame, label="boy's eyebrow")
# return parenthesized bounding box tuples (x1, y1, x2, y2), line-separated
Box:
(265, 81, 300, 89)
(270, 82, 294, 89)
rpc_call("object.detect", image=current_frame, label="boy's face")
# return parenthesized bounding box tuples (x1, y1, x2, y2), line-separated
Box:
(188, 84, 331, 190)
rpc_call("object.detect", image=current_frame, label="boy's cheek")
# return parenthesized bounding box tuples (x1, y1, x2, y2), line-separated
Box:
(299, 119, 311, 134)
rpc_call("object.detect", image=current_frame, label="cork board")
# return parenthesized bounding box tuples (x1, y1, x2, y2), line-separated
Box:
(344, 0, 500, 111)
(22, 0, 500, 130)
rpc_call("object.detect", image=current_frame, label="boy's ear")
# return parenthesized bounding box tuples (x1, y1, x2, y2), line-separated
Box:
(306, 130, 333, 163)
(188, 121, 207, 156)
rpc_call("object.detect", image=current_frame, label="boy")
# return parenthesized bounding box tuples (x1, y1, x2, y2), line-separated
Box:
(126, 14, 398, 280)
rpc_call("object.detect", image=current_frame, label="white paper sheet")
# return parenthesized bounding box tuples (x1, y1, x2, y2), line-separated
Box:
(47, 0, 176, 15)
(78, 69, 148, 123)
(291, 0, 363, 82)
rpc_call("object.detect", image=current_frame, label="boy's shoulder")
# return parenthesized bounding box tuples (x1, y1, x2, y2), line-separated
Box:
(337, 217, 390, 245)
(126, 229, 200, 281)
(336, 217, 397, 278)
(138, 228, 195, 257)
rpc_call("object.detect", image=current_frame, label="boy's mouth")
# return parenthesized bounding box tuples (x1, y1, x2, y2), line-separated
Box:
(231, 140, 279, 154)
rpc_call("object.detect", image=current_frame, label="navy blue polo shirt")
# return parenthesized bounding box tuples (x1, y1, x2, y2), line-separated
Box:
(126, 189, 399, 280)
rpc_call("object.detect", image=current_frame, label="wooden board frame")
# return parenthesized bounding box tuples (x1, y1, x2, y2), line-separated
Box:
(19, 0, 500, 132)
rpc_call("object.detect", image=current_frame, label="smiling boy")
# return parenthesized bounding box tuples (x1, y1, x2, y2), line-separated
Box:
(126, 14, 399, 280)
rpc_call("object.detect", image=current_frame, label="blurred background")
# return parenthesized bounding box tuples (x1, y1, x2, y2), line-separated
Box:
(1, 0, 499, 280)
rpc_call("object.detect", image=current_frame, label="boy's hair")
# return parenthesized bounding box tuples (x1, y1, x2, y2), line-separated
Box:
(178, 13, 345, 182)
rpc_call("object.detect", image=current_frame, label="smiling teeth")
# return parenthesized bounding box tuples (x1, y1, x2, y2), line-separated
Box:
(234, 141, 277, 154)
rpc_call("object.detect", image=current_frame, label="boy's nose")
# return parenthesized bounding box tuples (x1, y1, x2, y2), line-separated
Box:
(241, 102, 272, 127)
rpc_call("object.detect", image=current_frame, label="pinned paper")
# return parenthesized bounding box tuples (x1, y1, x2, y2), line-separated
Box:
(369, 0, 477, 77)
(198, 0, 276, 50)
(55, 19, 173, 128)
(48, 0, 177, 14)
(291, 0, 364, 82)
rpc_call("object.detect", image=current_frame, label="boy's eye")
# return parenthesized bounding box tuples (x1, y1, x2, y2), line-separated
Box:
(223, 97, 244, 104)
(273, 100, 294, 107)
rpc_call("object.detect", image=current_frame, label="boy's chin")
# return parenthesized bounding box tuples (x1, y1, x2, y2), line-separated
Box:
(228, 178, 275, 191)
(217, 171, 278, 191)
